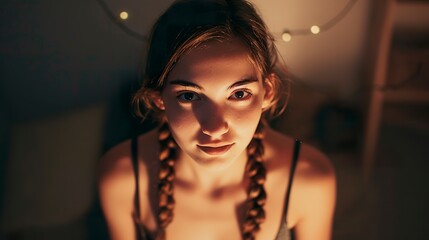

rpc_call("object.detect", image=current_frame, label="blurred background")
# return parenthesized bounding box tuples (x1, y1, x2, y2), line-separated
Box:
(1, 0, 428, 239)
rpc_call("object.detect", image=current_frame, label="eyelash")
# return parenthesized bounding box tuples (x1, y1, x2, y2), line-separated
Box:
(229, 89, 252, 101)
(176, 91, 201, 102)
(176, 89, 253, 102)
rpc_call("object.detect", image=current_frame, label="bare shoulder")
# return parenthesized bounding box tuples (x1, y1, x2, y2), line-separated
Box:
(264, 126, 336, 232)
(99, 139, 132, 181)
(97, 136, 137, 238)
(98, 137, 134, 194)
(291, 143, 337, 238)
(98, 136, 136, 216)
(296, 142, 335, 183)
(264, 125, 335, 183)
(98, 129, 159, 196)
(98, 129, 159, 238)
(100, 130, 156, 180)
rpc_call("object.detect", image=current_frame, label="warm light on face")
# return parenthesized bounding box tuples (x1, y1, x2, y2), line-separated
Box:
(160, 38, 267, 171)
(119, 11, 128, 20)
(310, 25, 320, 34)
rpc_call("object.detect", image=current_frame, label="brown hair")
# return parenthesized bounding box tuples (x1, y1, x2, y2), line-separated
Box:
(132, 0, 289, 239)
(243, 123, 266, 239)
(133, 0, 289, 120)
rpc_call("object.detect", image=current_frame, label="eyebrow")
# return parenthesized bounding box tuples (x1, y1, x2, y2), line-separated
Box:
(227, 78, 258, 90)
(169, 80, 203, 90)
(169, 78, 258, 90)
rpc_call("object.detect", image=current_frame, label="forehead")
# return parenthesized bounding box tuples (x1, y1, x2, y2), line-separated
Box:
(167, 38, 260, 83)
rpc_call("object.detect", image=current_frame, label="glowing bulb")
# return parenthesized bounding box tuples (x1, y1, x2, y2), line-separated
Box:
(310, 25, 320, 34)
(119, 11, 129, 20)
(281, 32, 292, 42)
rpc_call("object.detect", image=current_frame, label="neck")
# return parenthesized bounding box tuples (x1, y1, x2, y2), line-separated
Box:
(174, 149, 248, 193)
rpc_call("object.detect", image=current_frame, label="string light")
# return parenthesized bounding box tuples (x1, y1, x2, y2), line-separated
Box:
(95, 0, 358, 43)
(281, 31, 292, 42)
(280, 0, 358, 42)
(310, 25, 320, 34)
(119, 11, 129, 20)
(95, 0, 146, 41)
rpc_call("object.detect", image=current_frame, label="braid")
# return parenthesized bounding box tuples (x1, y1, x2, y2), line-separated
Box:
(155, 122, 266, 240)
(157, 122, 177, 239)
(242, 123, 266, 240)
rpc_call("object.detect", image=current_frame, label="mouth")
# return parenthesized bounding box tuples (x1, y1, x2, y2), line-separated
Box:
(197, 143, 234, 155)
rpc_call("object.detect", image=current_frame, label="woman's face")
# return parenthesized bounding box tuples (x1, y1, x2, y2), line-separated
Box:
(158, 38, 271, 170)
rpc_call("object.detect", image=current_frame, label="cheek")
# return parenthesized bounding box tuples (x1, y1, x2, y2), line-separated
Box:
(229, 97, 263, 129)
(163, 99, 198, 135)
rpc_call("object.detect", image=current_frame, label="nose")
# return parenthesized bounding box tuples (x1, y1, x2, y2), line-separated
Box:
(200, 105, 229, 138)
(201, 121, 229, 138)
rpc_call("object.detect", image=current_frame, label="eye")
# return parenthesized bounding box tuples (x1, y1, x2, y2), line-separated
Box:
(177, 91, 201, 102)
(229, 90, 252, 100)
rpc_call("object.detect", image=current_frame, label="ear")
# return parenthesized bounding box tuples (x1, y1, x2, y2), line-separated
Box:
(149, 91, 165, 110)
(262, 73, 275, 110)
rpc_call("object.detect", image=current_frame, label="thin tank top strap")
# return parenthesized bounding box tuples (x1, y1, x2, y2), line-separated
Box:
(275, 139, 301, 240)
(283, 139, 301, 219)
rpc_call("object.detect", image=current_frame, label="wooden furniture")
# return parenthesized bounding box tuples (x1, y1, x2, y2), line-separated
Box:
(362, 0, 429, 180)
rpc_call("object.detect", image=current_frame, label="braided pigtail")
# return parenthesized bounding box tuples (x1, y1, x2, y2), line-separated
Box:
(156, 122, 177, 239)
(242, 123, 266, 240)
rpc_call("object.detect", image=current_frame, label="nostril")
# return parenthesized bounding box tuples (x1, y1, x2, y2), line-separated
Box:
(201, 121, 229, 137)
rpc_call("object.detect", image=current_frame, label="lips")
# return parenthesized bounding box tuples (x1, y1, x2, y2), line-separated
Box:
(197, 143, 234, 155)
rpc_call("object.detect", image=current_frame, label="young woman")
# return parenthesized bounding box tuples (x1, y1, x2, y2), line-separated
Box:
(98, 0, 336, 239)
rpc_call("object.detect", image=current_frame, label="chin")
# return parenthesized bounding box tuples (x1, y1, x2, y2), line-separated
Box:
(191, 147, 246, 172)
